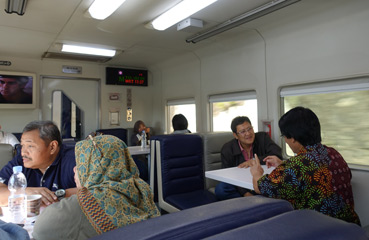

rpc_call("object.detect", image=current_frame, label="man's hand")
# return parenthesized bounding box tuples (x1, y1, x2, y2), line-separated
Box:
(238, 160, 253, 168)
(26, 187, 58, 206)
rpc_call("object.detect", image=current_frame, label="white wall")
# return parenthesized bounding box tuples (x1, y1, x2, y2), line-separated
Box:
(149, 0, 369, 226)
(151, 29, 267, 133)
(0, 57, 157, 134)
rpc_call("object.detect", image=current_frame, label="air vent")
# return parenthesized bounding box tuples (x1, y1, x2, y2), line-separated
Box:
(42, 52, 112, 63)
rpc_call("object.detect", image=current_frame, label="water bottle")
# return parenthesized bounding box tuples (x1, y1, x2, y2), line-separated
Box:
(8, 166, 27, 224)
(141, 130, 146, 148)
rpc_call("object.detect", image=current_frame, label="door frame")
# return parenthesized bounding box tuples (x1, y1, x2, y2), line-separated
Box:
(40, 75, 101, 137)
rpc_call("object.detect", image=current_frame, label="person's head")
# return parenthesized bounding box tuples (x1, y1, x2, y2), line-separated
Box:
(0, 75, 29, 99)
(133, 120, 146, 134)
(74, 135, 139, 189)
(279, 106, 321, 148)
(20, 121, 62, 171)
(74, 135, 160, 229)
(172, 114, 188, 131)
(231, 116, 255, 147)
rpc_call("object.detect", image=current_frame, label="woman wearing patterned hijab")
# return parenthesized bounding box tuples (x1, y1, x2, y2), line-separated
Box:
(33, 135, 160, 239)
(249, 107, 360, 225)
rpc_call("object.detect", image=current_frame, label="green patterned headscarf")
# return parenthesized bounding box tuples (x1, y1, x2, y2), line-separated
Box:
(75, 135, 160, 234)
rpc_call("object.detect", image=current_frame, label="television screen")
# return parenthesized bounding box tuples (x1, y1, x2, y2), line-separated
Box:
(0, 71, 37, 109)
(106, 67, 148, 86)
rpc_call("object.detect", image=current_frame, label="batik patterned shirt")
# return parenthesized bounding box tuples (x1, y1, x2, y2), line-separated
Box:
(258, 143, 360, 225)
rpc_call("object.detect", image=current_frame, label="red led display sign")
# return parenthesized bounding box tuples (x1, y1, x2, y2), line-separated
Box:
(106, 67, 148, 86)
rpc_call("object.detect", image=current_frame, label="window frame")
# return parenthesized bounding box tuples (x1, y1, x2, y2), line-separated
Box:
(209, 90, 257, 132)
(279, 76, 369, 170)
(166, 98, 196, 134)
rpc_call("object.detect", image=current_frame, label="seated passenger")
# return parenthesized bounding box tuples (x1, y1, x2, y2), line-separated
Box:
(130, 120, 150, 146)
(172, 114, 191, 134)
(33, 135, 160, 240)
(0, 121, 76, 207)
(0, 125, 19, 147)
(215, 116, 282, 200)
(250, 107, 361, 225)
(129, 120, 150, 181)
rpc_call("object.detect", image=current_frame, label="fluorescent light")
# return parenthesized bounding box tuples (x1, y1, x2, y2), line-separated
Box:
(186, 0, 300, 43)
(88, 0, 126, 20)
(5, 0, 28, 15)
(152, 0, 217, 31)
(61, 44, 116, 57)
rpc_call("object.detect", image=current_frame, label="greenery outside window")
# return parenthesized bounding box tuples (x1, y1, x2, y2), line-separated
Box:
(210, 91, 258, 132)
(280, 77, 369, 168)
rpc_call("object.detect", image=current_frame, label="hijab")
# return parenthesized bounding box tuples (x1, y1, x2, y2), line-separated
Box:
(75, 135, 160, 234)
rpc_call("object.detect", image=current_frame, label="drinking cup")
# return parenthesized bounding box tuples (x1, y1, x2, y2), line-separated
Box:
(26, 194, 42, 217)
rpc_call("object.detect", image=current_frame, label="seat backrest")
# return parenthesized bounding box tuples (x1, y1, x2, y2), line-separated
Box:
(0, 143, 14, 169)
(90, 196, 294, 240)
(126, 128, 133, 146)
(62, 138, 77, 147)
(155, 134, 204, 197)
(151, 134, 205, 212)
(96, 128, 127, 144)
(12, 132, 22, 142)
(199, 132, 234, 192)
(206, 209, 368, 240)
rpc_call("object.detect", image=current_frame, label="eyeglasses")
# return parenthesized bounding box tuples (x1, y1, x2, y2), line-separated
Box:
(237, 127, 254, 135)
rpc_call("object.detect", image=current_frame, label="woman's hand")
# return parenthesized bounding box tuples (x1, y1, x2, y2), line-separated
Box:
(250, 154, 264, 179)
(263, 155, 283, 168)
(145, 127, 151, 134)
(250, 154, 264, 194)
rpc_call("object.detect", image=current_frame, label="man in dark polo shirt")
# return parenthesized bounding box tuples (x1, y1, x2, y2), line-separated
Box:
(215, 116, 282, 200)
(0, 121, 76, 206)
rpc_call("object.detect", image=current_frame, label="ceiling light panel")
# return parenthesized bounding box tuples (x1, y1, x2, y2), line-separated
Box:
(62, 44, 116, 57)
(152, 0, 217, 31)
(88, 0, 126, 20)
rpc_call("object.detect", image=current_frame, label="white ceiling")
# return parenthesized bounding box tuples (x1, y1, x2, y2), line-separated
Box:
(0, 0, 294, 68)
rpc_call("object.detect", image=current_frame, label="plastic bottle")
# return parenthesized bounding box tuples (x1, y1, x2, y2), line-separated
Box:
(8, 166, 27, 224)
(141, 130, 146, 148)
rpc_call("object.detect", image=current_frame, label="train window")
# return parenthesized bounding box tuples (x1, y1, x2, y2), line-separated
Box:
(167, 98, 196, 133)
(209, 91, 258, 132)
(280, 77, 369, 168)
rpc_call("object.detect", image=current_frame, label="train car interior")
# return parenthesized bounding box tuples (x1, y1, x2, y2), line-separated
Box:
(1, 0, 369, 238)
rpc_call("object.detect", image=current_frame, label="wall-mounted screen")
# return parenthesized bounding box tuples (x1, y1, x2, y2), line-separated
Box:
(0, 71, 37, 109)
(106, 67, 148, 86)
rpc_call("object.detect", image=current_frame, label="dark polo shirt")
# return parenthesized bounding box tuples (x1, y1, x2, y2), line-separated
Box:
(0, 144, 76, 191)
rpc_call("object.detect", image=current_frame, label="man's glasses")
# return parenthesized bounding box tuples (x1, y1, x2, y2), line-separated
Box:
(237, 127, 254, 135)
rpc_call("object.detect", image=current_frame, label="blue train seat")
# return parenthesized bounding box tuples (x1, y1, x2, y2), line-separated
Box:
(205, 209, 368, 240)
(95, 128, 128, 144)
(90, 196, 294, 240)
(151, 134, 217, 213)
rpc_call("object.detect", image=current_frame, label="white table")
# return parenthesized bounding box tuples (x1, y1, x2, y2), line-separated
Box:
(127, 146, 150, 155)
(205, 165, 275, 190)
(128, 146, 152, 189)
